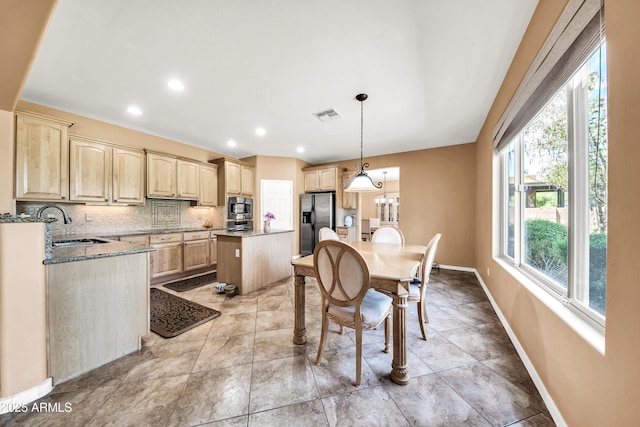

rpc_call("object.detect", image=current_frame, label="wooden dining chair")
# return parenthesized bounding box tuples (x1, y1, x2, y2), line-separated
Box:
(371, 225, 405, 245)
(318, 227, 339, 241)
(313, 240, 392, 386)
(409, 233, 441, 340)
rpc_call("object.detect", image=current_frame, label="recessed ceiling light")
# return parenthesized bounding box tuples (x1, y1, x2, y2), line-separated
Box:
(167, 79, 184, 91)
(255, 127, 266, 136)
(127, 105, 142, 115)
(227, 140, 236, 147)
(296, 146, 305, 153)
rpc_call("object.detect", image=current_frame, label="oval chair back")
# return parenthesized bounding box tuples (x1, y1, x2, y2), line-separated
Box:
(371, 225, 405, 245)
(318, 227, 340, 241)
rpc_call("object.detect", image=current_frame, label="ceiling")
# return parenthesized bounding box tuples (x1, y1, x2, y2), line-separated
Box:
(21, 0, 538, 164)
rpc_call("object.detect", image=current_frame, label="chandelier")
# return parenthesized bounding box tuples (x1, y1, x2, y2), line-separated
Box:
(341, 93, 382, 192)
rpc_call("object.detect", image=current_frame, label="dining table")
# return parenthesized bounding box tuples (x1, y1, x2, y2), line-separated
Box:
(291, 241, 427, 385)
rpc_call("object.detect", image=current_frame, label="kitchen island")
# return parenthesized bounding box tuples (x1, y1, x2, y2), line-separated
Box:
(215, 229, 294, 295)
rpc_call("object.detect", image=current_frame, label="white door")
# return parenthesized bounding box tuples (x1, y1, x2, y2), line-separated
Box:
(260, 180, 293, 230)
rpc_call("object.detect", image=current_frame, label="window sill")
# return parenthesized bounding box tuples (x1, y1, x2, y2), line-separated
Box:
(494, 257, 605, 355)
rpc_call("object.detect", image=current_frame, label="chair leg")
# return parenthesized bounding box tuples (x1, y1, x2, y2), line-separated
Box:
(417, 301, 427, 340)
(316, 315, 330, 364)
(422, 299, 429, 324)
(339, 325, 345, 335)
(383, 316, 390, 353)
(355, 327, 362, 386)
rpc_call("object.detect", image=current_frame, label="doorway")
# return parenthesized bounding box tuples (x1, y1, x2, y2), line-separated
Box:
(260, 180, 293, 230)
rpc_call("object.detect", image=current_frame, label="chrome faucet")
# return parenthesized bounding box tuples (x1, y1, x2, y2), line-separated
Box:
(36, 205, 73, 224)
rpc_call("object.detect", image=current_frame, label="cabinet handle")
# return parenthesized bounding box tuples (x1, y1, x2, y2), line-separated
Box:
(61, 196, 65, 199)
(105, 198, 108, 201)
(113, 199, 117, 202)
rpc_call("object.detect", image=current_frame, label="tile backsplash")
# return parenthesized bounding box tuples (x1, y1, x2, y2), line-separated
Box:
(17, 200, 224, 236)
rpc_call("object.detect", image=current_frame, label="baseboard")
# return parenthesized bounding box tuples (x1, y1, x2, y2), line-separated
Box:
(0, 378, 53, 414)
(471, 268, 567, 427)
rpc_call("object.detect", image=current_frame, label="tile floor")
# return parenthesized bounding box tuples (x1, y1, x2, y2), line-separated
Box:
(0, 269, 555, 426)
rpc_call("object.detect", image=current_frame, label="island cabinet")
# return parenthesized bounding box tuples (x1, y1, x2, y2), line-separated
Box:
(69, 135, 145, 204)
(303, 165, 338, 192)
(216, 230, 293, 295)
(14, 110, 74, 201)
(210, 157, 255, 205)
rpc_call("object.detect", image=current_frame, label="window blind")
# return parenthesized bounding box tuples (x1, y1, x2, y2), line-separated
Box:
(493, 0, 604, 152)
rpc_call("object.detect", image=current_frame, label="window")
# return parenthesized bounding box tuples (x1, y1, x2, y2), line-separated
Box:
(500, 42, 607, 326)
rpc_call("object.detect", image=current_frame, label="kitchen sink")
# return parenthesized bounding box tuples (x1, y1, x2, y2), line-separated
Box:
(52, 238, 111, 247)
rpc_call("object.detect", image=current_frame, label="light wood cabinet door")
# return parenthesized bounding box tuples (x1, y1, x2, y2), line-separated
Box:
(69, 138, 111, 202)
(183, 239, 210, 271)
(177, 160, 199, 199)
(15, 111, 72, 201)
(113, 147, 145, 204)
(318, 168, 337, 191)
(209, 237, 217, 265)
(199, 164, 218, 206)
(147, 153, 177, 197)
(241, 165, 255, 196)
(150, 242, 183, 278)
(304, 170, 320, 192)
(226, 162, 242, 195)
(342, 172, 356, 209)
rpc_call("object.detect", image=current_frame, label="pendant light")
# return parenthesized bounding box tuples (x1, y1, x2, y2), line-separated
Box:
(341, 93, 383, 192)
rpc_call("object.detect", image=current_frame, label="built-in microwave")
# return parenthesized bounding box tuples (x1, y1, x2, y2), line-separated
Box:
(227, 196, 253, 220)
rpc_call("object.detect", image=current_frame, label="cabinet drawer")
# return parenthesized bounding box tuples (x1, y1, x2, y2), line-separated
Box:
(336, 228, 348, 236)
(120, 235, 149, 245)
(183, 231, 210, 241)
(149, 233, 183, 244)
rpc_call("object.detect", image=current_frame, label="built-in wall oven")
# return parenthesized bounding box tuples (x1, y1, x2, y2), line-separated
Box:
(227, 196, 253, 231)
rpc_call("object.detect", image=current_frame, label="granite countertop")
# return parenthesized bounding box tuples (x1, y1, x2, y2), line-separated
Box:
(0, 215, 56, 224)
(44, 237, 155, 265)
(213, 229, 294, 237)
(101, 227, 225, 238)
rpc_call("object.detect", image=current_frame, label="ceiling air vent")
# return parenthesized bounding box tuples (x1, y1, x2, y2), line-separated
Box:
(312, 108, 342, 122)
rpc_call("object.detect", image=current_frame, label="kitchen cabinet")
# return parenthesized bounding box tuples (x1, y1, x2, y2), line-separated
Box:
(177, 159, 199, 199)
(341, 171, 356, 209)
(119, 235, 149, 245)
(198, 164, 219, 206)
(69, 135, 144, 204)
(337, 226, 357, 243)
(147, 151, 203, 200)
(303, 166, 338, 192)
(210, 157, 256, 205)
(15, 110, 73, 201)
(183, 231, 210, 271)
(149, 233, 183, 278)
(147, 152, 177, 198)
(112, 147, 146, 204)
(209, 234, 218, 266)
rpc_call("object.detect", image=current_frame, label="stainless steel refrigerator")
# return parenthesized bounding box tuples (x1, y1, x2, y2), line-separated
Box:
(300, 192, 336, 256)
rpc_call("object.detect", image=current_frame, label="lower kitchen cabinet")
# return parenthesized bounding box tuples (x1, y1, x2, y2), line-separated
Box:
(183, 231, 210, 271)
(210, 235, 218, 265)
(337, 226, 357, 243)
(149, 233, 183, 278)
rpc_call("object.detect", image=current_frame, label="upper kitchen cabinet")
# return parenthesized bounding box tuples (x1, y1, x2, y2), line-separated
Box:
(147, 151, 201, 200)
(198, 163, 219, 207)
(15, 110, 74, 201)
(341, 170, 356, 209)
(146, 151, 177, 198)
(69, 136, 145, 204)
(303, 165, 338, 192)
(176, 159, 199, 199)
(210, 157, 255, 205)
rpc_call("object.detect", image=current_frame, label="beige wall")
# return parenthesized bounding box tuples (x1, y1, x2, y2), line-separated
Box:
(475, 0, 640, 425)
(331, 142, 477, 268)
(248, 155, 310, 255)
